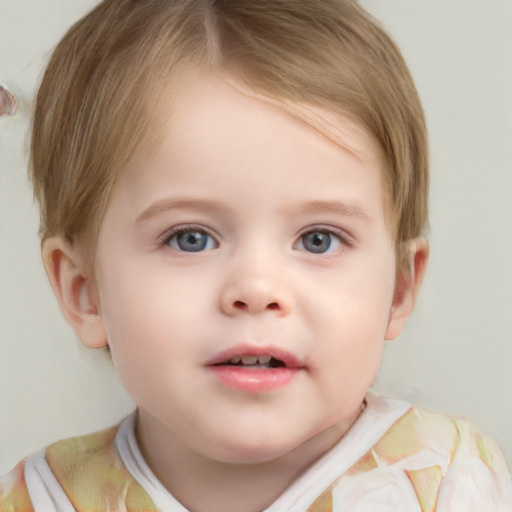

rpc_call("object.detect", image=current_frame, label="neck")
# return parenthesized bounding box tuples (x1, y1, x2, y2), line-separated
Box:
(135, 407, 362, 512)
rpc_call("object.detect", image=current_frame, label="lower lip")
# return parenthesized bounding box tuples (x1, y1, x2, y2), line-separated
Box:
(208, 366, 299, 393)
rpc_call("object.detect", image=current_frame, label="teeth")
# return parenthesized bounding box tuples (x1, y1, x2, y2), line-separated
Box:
(227, 355, 275, 366)
(240, 355, 258, 365)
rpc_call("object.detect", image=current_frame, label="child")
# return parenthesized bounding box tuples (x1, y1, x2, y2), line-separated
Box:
(1, 0, 511, 510)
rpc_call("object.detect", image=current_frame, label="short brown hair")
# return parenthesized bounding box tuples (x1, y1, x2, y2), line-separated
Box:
(31, 0, 428, 250)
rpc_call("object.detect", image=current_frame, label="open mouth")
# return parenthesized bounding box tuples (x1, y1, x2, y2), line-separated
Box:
(207, 347, 300, 392)
(215, 355, 286, 368)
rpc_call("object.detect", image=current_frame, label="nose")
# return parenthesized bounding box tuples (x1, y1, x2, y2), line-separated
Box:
(219, 260, 293, 317)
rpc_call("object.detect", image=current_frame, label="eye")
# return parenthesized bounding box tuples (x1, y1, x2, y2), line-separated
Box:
(163, 227, 217, 252)
(296, 229, 344, 254)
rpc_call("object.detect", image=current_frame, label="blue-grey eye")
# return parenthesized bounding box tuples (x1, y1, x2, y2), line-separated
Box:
(298, 231, 341, 254)
(167, 229, 216, 252)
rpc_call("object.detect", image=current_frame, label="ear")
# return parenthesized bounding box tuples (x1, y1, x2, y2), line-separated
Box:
(385, 238, 429, 340)
(42, 237, 108, 349)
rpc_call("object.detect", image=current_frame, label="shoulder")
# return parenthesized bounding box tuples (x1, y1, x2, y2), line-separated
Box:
(1, 419, 158, 512)
(309, 400, 512, 512)
(376, 405, 511, 479)
(400, 406, 512, 511)
(0, 461, 34, 512)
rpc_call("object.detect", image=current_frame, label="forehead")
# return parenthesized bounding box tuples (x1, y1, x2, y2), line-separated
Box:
(94, 70, 397, 266)
(117, 72, 392, 228)
(132, 71, 384, 177)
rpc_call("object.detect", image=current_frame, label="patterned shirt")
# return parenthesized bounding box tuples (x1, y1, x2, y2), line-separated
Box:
(1, 394, 511, 511)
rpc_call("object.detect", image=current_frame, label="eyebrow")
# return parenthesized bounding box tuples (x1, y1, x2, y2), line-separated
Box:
(136, 197, 371, 224)
(278, 200, 372, 222)
(135, 197, 232, 224)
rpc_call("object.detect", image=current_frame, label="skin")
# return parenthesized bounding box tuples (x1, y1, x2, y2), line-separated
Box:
(44, 73, 428, 512)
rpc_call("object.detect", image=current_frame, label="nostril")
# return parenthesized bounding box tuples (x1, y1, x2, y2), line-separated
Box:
(229, 300, 282, 313)
(234, 300, 247, 310)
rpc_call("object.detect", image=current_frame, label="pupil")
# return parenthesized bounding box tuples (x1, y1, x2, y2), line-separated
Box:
(304, 232, 331, 253)
(178, 231, 207, 252)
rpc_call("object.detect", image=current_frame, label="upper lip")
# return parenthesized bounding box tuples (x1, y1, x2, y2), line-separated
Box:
(205, 343, 304, 369)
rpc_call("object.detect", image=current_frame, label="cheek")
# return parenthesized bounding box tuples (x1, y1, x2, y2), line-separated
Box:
(306, 259, 395, 335)
(96, 260, 213, 356)
(95, 270, 199, 403)
(304, 256, 395, 377)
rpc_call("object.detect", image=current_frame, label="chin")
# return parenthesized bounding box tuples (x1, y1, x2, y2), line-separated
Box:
(211, 443, 295, 465)
(201, 424, 318, 465)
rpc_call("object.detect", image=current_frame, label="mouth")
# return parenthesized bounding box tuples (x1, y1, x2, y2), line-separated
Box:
(206, 345, 302, 393)
(206, 344, 303, 369)
(214, 355, 287, 369)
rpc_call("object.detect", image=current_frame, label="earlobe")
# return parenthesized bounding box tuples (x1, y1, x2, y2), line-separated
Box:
(42, 237, 108, 349)
(385, 238, 429, 340)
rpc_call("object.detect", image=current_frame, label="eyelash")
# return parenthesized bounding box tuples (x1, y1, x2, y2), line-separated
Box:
(295, 226, 353, 255)
(158, 225, 353, 255)
(158, 225, 218, 252)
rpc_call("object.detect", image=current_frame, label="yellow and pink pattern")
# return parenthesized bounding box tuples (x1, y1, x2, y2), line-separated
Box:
(1, 406, 511, 511)
(307, 408, 511, 511)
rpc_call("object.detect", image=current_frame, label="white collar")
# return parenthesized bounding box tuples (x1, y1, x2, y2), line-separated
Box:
(115, 392, 411, 511)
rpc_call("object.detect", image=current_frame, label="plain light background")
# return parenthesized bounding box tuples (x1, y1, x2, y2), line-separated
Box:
(1, 0, 511, 475)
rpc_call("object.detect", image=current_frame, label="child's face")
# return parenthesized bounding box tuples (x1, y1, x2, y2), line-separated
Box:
(88, 74, 404, 463)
